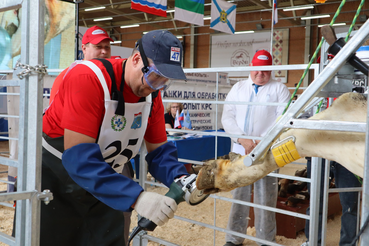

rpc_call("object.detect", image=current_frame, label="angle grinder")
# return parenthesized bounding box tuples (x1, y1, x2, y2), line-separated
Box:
(127, 174, 209, 245)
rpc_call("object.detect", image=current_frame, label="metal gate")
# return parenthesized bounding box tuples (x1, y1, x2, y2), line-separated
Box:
(0, 1, 52, 245)
(132, 19, 369, 245)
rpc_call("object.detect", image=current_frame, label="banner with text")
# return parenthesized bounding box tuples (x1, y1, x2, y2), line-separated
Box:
(164, 72, 230, 130)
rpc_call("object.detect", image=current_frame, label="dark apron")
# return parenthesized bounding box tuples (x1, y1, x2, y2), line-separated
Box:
(40, 135, 126, 246)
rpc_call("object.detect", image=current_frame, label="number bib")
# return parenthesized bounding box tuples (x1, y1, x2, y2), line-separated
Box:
(98, 99, 151, 173)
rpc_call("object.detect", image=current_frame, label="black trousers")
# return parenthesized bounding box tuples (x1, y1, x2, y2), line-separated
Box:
(40, 136, 126, 246)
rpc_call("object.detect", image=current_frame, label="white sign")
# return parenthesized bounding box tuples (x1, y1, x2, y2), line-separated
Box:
(181, 72, 228, 85)
(211, 32, 271, 77)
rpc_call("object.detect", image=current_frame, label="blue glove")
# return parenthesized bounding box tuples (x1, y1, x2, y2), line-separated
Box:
(145, 141, 188, 187)
(62, 143, 143, 212)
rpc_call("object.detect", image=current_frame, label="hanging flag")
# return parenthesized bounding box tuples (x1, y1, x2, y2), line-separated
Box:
(182, 110, 192, 129)
(174, 0, 204, 26)
(210, 0, 236, 34)
(178, 110, 185, 126)
(273, 0, 278, 25)
(174, 110, 181, 129)
(131, 0, 167, 17)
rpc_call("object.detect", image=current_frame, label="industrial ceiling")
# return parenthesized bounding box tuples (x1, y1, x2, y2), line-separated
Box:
(61, 0, 367, 43)
(75, 0, 345, 30)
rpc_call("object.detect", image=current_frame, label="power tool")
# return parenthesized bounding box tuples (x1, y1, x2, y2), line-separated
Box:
(127, 174, 209, 245)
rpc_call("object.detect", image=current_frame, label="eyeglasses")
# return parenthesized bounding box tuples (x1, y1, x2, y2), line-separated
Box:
(171, 106, 180, 109)
(136, 38, 172, 90)
(142, 64, 172, 90)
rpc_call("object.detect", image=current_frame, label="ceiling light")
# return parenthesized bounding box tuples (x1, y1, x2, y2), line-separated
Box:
(203, 16, 211, 20)
(235, 30, 255, 34)
(176, 35, 183, 39)
(85, 6, 106, 11)
(110, 41, 122, 44)
(318, 23, 346, 27)
(283, 5, 314, 11)
(204, 3, 212, 6)
(167, 9, 175, 13)
(120, 24, 140, 29)
(93, 17, 113, 22)
(301, 14, 330, 20)
(143, 31, 149, 34)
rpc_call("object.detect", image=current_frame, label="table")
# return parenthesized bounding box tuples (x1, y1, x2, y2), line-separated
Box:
(0, 118, 8, 140)
(168, 133, 231, 163)
(132, 132, 231, 178)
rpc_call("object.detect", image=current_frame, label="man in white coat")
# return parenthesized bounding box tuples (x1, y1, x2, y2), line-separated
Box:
(221, 50, 291, 246)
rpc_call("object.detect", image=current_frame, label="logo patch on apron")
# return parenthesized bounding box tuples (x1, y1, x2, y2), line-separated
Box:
(131, 112, 142, 129)
(111, 115, 127, 131)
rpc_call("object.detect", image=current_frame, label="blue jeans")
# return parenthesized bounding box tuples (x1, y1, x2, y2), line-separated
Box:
(305, 158, 361, 246)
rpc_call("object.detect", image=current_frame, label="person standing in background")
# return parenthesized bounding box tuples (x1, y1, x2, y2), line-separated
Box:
(221, 50, 291, 246)
(49, 25, 113, 103)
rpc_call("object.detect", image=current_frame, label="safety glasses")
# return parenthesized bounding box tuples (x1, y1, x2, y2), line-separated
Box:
(136, 38, 172, 90)
(143, 64, 171, 90)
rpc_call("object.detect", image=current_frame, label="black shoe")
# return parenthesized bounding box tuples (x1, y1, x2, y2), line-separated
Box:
(224, 242, 242, 246)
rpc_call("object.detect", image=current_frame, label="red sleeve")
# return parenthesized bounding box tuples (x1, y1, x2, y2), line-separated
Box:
(61, 64, 105, 139)
(144, 92, 167, 144)
(49, 68, 67, 105)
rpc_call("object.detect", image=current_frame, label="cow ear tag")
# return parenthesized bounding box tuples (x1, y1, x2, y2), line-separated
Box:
(271, 136, 301, 167)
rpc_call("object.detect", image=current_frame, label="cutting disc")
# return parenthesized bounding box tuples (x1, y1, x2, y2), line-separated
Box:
(185, 183, 209, 205)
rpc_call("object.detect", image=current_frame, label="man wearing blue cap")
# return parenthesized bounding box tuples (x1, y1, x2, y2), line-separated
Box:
(41, 30, 189, 246)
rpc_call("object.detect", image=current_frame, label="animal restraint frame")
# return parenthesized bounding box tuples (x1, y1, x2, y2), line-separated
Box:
(0, 1, 53, 246)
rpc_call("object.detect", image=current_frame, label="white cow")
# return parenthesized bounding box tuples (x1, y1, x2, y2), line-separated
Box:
(196, 92, 366, 193)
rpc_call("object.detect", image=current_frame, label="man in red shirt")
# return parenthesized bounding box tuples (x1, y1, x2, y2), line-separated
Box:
(41, 30, 189, 246)
(47, 25, 136, 243)
(49, 25, 113, 103)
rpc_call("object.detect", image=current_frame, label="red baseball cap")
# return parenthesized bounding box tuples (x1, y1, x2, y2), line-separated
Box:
(251, 50, 273, 66)
(82, 26, 113, 45)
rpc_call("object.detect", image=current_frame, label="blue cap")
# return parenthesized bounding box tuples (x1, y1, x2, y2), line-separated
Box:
(140, 30, 187, 81)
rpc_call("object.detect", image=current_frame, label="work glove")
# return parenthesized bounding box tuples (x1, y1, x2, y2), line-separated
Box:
(134, 191, 177, 226)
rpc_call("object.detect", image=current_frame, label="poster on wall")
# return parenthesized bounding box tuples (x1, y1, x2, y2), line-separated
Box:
(164, 72, 231, 131)
(0, 0, 75, 70)
(210, 29, 289, 81)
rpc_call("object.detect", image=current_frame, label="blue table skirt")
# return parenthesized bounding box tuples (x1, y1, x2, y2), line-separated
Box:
(132, 131, 231, 178)
(0, 118, 8, 140)
(169, 134, 231, 162)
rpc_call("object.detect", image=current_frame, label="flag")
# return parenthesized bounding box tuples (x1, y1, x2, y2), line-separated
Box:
(174, 0, 204, 26)
(131, 0, 167, 17)
(174, 110, 181, 129)
(182, 110, 192, 129)
(273, 0, 278, 25)
(178, 110, 185, 126)
(210, 0, 236, 34)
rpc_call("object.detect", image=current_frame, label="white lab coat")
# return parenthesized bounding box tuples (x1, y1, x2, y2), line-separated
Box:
(222, 77, 291, 144)
(222, 77, 291, 245)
